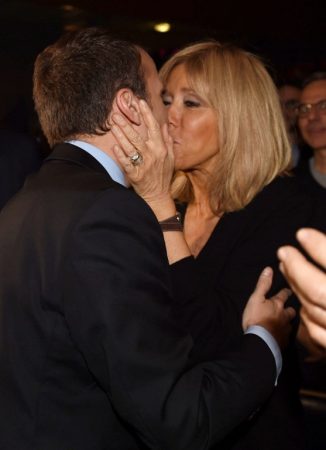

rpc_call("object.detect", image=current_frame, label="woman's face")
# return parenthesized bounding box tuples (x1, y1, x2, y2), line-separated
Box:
(163, 63, 219, 173)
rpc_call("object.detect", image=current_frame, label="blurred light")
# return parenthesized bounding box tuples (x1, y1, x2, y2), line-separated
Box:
(154, 22, 171, 33)
(62, 5, 76, 12)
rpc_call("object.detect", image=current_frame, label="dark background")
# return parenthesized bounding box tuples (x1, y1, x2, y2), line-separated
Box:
(0, 0, 325, 135)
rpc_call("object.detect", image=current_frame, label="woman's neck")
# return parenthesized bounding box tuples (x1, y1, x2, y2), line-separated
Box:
(187, 170, 214, 217)
(184, 171, 220, 257)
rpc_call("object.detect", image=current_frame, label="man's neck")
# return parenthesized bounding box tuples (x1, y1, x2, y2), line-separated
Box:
(76, 134, 120, 166)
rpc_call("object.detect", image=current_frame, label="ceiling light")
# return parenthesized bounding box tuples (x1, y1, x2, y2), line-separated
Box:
(154, 22, 171, 33)
(62, 5, 75, 12)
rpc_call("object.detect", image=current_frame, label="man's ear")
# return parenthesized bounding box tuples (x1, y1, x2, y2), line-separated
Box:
(114, 88, 141, 126)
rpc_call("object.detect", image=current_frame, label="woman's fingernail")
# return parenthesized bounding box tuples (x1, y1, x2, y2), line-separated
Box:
(262, 267, 272, 277)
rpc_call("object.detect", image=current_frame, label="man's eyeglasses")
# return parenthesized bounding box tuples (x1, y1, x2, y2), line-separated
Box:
(296, 99, 326, 117)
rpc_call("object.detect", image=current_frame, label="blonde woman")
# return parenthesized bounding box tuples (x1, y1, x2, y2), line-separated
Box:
(112, 42, 313, 449)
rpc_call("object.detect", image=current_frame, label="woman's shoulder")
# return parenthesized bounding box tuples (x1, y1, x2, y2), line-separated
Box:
(241, 174, 314, 228)
(255, 174, 311, 207)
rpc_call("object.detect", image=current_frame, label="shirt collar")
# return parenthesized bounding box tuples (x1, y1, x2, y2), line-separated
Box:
(66, 140, 128, 187)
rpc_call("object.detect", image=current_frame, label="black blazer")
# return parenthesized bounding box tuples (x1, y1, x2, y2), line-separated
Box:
(0, 129, 42, 210)
(0, 143, 279, 450)
(171, 176, 324, 450)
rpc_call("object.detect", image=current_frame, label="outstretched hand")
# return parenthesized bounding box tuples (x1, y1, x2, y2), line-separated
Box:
(111, 99, 175, 208)
(242, 267, 296, 349)
(278, 228, 326, 348)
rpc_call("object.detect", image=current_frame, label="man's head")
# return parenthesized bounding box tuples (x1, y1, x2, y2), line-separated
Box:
(297, 72, 326, 152)
(33, 27, 150, 147)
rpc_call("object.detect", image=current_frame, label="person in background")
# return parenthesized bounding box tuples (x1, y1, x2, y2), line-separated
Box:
(278, 82, 303, 166)
(112, 41, 316, 450)
(295, 72, 326, 203)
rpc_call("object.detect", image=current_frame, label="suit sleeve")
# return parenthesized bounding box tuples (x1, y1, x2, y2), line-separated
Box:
(62, 187, 276, 450)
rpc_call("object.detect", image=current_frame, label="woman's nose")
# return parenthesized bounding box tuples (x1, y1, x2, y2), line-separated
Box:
(168, 104, 180, 127)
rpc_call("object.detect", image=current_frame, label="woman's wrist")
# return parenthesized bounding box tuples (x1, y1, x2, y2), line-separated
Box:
(145, 194, 177, 222)
(159, 212, 183, 232)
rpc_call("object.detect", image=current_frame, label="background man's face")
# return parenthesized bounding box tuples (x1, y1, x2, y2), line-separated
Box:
(298, 80, 326, 151)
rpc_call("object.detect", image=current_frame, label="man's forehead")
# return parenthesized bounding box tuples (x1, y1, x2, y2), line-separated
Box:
(302, 80, 326, 101)
(279, 85, 301, 99)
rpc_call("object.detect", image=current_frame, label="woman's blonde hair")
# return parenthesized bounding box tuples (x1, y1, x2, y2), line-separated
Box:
(160, 41, 292, 214)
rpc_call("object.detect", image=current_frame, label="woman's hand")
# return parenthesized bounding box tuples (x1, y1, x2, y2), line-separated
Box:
(111, 99, 175, 213)
(111, 99, 191, 264)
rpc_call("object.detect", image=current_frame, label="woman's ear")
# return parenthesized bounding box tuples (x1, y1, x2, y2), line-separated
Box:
(114, 88, 141, 125)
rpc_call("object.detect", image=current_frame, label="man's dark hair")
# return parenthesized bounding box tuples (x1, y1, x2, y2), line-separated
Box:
(33, 27, 147, 147)
(302, 71, 326, 88)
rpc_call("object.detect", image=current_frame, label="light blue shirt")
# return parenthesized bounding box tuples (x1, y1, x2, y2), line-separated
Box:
(67, 140, 128, 187)
(245, 325, 282, 384)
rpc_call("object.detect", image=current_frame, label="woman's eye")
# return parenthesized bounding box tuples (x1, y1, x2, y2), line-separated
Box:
(184, 100, 200, 107)
(162, 97, 171, 106)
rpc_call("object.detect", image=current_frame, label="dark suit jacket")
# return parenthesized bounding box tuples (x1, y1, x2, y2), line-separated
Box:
(0, 129, 42, 210)
(0, 143, 279, 450)
(171, 176, 324, 450)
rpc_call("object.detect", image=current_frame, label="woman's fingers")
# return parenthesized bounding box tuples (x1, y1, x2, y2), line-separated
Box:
(162, 123, 173, 150)
(111, 114, 145, 158)
(110, 102, 174, 201)
(139, 99, 162, 141)
(296, 228, 326, 269)
(112, 144, 135, 175)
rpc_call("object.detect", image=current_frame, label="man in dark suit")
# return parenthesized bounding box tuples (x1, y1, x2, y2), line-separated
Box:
(0, 27, 294, 449)
(0, 129, 42, 209)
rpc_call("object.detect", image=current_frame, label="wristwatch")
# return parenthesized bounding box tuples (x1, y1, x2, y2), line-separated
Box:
(158, 212, 183, 231)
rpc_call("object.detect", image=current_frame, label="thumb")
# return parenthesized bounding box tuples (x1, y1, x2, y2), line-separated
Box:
(253, 267, 273, 300)
(162, 124, 174, 153)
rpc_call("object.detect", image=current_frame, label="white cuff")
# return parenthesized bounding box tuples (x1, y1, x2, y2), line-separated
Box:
(245, 325, 282, 385)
